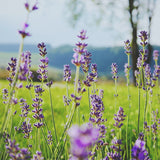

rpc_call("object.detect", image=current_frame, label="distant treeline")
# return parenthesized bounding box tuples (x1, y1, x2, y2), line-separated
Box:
(0, 44, 160, 79)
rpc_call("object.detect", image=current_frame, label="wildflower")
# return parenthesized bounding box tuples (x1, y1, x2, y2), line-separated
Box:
(32, 85, 44, 128)
(124, 63, 131, 78)
(7, 57, 17, 86)
(68, 123, 99, 159)
(153, 50, 159, 61)
(46, 80, 53, 88)
(37, 42, 49, 82)
(64, 64, 71, 82)
(77, 30, 88, 40)
(18, 51, 32, 81)
(72, 52, 85, 67)
(71, 93, 82, 107)
(19, 98, 30, 117)
(21, 120, 32, 139)
(2, 88, 8, 104)
(139, 31, 148, 47)
(32, 151, 44, 160)
(114, 107, 126, 128)
(111, 63, 118, 80)
(124, 40, 132, 55)
(25, 0, 38, 12)
(131, 135, 150, 160)
(82, 51, 92, 73)
(107, 152, 122, 160)
(47, 131, 53, 145)
(6, 139, 31, 159)
(18, 23, 31, 38)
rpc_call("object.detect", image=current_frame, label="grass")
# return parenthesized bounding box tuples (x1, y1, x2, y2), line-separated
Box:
(0, 78, 159, 159)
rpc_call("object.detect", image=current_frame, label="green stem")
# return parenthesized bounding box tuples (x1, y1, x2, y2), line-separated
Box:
(49, 87, 58, 143)
(1, 38, 24, 132)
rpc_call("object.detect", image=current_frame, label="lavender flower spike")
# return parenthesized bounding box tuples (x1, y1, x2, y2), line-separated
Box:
(64, 64, 71, 82)
(111, 63, 118, 80)
(68, 123, 99, 159)
(114, 107, 126, 128)
(153, 50, 159, 62)
(131, 133, 151, 160)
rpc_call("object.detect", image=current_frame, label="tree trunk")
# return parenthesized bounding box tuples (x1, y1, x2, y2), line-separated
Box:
(131, 26, 139, 85)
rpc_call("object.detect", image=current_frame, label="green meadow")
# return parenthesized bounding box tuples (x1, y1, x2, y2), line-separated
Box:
(0, 78, 159, 159)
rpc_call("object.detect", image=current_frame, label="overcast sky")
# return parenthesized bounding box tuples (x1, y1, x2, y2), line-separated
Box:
(0, 0, 160, 48)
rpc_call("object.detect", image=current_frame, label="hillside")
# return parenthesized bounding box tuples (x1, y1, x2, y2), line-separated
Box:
(0, 44, 160, 78)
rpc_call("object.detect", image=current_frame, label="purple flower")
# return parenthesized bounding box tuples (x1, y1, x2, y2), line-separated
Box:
(81, 51, 92, 73)
(153, 50, 159, 61)
(107, 152, 122, 160)
(124, 40, 132, 55)
(37, 43, 49, 81)
(77, 30, 88, 40)
(138, 31, 148, 47)
(19, 98, 30, 117)
(131, 138, 150, 160)
(32, 151, 44, 160)
(18, 51, 32, 81)
(7, 57, 17, 86)
(63, 95, 71, 106)
(68, 123, 99, 159)
(24, 0, 38, 12)
(46, 80, 53, 88)
(32, 85, 44, 128)
(124, 63, 131, 78)
(6, 139, 31, 159)
(72, 53, 85, 67)
(2, 88, 8, 104)
(21, 120, 32, 139)
(47, 131, 53, 145)
(64, 64, 71, 82)
(111, 63, 118, 80)
(18, 23, 31, 38)
(114, 107, 126, 128)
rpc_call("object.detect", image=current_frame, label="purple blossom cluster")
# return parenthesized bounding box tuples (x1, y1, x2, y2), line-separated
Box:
(18, 51, 33, 81)
(72, 30, 88, 67)
(138, 31, 148, 47)
(32, 151, 44, 160)
(32, 85, 44, 128)
(5, 139, 31, 160)
(19, 98, 30, 117)
(37, 42, 49, 82)
(131, 133, 151, 160)
(21, 120, 32, 139)
(7, 57, 17, 86)
(82, 51, 92, 73)
(89, 92, 107, 149)
(124, 40, 132, 55)
(47, 131, 53, 145)
(2, 88, 8, 104)
(71, 93, 82, 107)
(124, 63, 131, 78)
(83, 64, 98, 87)
(18, 23, 31, 39)
(114, 107, 126, 128)
(63, 64, 71, 82)
(111, 63, 118, 80)
(25, 0, 38, 12)
(68, 123, 99, 159)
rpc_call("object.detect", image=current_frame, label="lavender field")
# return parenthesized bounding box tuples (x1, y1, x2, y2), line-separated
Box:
(1, 1, 160, 160)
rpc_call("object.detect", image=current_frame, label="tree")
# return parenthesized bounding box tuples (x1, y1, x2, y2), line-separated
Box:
(66, 0, 157, 84)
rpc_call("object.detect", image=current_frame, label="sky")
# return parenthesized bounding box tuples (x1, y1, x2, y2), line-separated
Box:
(0, 0, 160, 48)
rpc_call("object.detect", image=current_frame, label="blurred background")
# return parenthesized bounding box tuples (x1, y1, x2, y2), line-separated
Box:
(0, 0, 160, 82)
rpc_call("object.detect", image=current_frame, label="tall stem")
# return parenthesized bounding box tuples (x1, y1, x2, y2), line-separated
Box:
(1, 38, 24, 132)
(49, 87, 58, 143)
